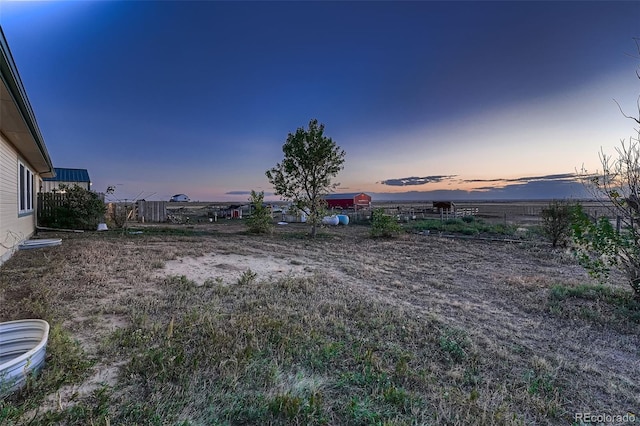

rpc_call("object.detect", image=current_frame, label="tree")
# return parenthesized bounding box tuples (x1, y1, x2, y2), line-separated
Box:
(245, 190, 273, 234)
(266, 119, 346, 237)
(574, 40, 640, 299)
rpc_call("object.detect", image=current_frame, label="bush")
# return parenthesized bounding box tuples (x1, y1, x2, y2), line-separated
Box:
(540, 200, 573, 247)
(245, 190, 273, 234)
(571, 204, 625, 286)
(40, 185, 105, 230)
(370, 208, 403, 238)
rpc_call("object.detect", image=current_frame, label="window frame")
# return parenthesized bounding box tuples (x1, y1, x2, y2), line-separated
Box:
(18, 160, 34, 216)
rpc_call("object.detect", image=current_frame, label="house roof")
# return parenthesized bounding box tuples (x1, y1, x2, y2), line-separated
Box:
(324, 192, 369, 200)
(0, 28, 54, 177)
(42, 168, 90, 183)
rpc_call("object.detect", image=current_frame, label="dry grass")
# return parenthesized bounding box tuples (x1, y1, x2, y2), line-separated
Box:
(0, 223, 638, 425)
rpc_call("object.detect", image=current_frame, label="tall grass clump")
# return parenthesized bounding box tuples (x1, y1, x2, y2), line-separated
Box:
(548, 283, 640, 327)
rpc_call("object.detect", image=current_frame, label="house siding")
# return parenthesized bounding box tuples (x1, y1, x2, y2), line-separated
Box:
(0, 133, 37, 263)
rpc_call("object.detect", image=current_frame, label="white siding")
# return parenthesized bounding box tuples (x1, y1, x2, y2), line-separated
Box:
(0, 133, 37, 263)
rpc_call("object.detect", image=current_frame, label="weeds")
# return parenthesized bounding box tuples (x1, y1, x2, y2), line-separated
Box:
(548, 283, 640, 325)
(0, 226, 635, 424)
(237, 268, 258, 285)
(407, 218, 517, 236)
(439, 327, 470, 364)
(86, 274, 492, 424)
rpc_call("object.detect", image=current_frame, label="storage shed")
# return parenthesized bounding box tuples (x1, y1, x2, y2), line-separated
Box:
(325, 192, 372, 209)
(433, 201, 455, 212)
(41, 168, 90, 192)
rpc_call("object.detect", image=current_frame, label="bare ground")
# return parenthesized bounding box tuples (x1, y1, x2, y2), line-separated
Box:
(1, 222, 638, 423)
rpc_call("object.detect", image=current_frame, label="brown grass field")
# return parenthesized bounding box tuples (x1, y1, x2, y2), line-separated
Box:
(0, 218, 638, 425)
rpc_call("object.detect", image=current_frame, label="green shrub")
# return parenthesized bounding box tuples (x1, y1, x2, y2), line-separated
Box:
(370, 208, 403, 238)
(246, 190, 274, 234)
(540, 200, 573, 247)
(571, 204, 623, 286)
(39, 185, 106, 230)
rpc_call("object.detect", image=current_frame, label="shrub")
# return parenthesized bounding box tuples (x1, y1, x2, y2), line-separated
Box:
(571, 204, 626, 286)
(40, 185, 106, 230)
(540, 200, 573, 247)
(246, 190, 273, 234)
(370, 208, 403, 238)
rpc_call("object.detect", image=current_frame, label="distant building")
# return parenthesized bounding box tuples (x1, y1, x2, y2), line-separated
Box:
(325, 192, 372, 209)
(170, 194, 190, 202)
(433, 201, 455, 212)
(41, 168, 91, 192)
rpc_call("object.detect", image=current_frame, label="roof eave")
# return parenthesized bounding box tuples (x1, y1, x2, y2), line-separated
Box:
(0, 27, 54, 177)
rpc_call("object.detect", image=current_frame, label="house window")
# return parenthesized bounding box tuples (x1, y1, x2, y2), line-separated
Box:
(18, 161, 34, 215)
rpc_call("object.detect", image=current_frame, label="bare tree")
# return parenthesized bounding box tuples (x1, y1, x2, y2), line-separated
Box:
(575, 39, 640, 298)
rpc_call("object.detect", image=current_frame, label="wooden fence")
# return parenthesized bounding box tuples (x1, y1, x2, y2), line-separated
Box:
(137, 201, 167, 223)
(37, 192, 67, 224)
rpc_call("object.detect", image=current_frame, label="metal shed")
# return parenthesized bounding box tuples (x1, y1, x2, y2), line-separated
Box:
(41, 168, 91, 192)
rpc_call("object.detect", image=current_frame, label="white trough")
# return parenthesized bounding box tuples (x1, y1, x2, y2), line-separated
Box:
(322, 215, 339, 226)
(18, 239, 62, 250)
(0, 319, 50, 398)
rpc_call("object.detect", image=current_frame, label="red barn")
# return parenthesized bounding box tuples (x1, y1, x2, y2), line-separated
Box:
(325, 192, 372, 209)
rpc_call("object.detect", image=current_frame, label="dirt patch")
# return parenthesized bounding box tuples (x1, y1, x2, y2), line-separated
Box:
(155, 252, 327, 285)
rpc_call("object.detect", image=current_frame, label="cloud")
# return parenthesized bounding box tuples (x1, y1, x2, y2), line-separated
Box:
(462, 178, 505, 183)
(380, 173, 579, 189)
(463, 173, 578, 184)
(462, 173, 583, 191)
(379, 175, 457, 186)
(225, 190, 274, 196)
(372, 179, 589, 201)
(506, 173, 578, 183)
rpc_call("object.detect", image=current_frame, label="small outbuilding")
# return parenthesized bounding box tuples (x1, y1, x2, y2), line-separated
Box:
(433, 201, 455, 212)
(41, 168, 90, 192)
(169, 194, 190, 202)
(325, 192, 372, 209)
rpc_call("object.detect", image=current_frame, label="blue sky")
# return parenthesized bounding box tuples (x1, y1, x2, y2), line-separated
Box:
(1, 1, 639, 201)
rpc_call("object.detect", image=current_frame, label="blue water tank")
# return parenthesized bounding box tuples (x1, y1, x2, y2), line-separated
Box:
(337, 214, 350, 225)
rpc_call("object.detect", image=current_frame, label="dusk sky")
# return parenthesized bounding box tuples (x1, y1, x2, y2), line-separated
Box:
(1, 1, 639, 202)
